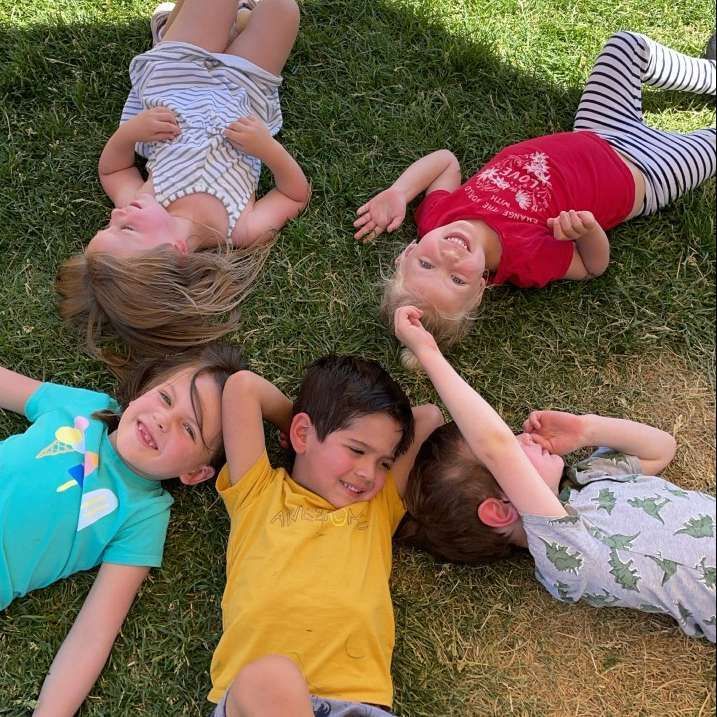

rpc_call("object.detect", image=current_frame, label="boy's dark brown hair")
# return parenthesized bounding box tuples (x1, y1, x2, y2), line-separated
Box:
(395, 421, 515, 564)
(292, 355, 415, 458)
(96, 342, 245, 472)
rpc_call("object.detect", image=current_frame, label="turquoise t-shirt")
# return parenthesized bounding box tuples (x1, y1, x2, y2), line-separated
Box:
(0, 382, 173, 609)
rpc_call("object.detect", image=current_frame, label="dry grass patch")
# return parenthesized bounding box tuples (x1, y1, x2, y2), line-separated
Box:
(393, 350, 715, 716)
(598, 350, 715, 493)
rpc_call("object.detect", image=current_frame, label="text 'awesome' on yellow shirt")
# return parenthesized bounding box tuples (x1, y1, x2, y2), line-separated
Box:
(209, 452, 406, 707)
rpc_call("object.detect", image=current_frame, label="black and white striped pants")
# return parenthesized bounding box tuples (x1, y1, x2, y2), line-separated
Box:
(574, 31, 716, 216)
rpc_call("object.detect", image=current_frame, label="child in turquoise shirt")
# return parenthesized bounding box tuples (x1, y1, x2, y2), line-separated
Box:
(0, 343, 244, 715)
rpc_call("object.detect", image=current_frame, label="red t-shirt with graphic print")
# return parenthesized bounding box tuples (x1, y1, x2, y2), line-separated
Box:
(414, 131, 635, 288)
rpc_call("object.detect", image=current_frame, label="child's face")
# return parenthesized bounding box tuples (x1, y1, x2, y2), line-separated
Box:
(397, 221, 486, 315)
(86, 194, 186, 257)
(113, 367, 222, 482)
(516, 432, 564, 494)
(296, 413, 403, 508)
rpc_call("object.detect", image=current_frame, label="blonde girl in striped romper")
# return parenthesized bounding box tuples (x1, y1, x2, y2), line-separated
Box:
(58, 0, 309, 366)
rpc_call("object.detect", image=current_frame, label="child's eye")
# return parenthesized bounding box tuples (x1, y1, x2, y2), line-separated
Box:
(159, 391, 171, 405)
(184, 423, 196, 441)
(123, 225, 135, 232)
(349, 446, 364, 455)
(418, 260, 433, 270)
(451, 276, 467, 285)
(380, 461, 393, 472)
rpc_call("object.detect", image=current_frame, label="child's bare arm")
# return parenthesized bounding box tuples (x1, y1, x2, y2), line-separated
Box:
(98, 108, 180, 207)
(394, 306, 566, 518)
(222, 371, 293, 485)
(225, 116, 310, 246)
(548, 210, 610, 280)
(33, 563, 149, 717)
(0, 366, 42, 415)
(524, 410, 677, 476)
(391, 403, 445, 498)
(354, 150, 461, 241)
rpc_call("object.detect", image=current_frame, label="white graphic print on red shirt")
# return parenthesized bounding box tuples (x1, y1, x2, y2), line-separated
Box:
(466, 151, 553, 223)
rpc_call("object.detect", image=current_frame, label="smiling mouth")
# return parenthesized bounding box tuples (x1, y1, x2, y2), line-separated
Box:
(445, 234, 470, 252)
(339, 479, 365, 496)
(136, 420, 158, 450)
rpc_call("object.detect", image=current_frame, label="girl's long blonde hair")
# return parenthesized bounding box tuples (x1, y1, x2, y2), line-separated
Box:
(57, 241, 272, 368)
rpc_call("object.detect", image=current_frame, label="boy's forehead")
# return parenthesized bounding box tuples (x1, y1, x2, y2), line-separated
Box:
(340, 412, 403, 451)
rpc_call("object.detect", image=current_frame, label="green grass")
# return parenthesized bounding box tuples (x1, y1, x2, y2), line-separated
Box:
(0, 0, 715, 714)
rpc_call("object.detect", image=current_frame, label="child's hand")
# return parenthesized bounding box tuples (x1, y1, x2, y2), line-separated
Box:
(354, 187, 407, 242)
(547, 210, 598, 241)
(393, 306, 439, 357)
(225, 115, 274, 158)
(522, 410, 588, 455)
(127, 107, 181, 142)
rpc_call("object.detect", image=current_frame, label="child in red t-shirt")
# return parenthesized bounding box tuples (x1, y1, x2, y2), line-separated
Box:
(354, 32, 716, 355)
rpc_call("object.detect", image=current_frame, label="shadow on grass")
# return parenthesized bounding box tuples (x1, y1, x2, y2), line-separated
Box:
(0, 2, 715, 716)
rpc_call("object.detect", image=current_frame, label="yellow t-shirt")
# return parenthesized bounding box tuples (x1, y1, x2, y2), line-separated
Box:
(208, 452, 406, 706)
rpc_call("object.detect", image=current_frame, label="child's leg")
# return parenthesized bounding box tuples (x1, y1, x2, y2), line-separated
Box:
(574, 31, 716, 216)
(222, 655, 314, 717)
(161, 0, 237, 53)
(223, 0, 300, 76)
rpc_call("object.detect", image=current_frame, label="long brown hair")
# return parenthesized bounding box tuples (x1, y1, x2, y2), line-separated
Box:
(395, 421, 515, 564)
(57, 242, 271, 368)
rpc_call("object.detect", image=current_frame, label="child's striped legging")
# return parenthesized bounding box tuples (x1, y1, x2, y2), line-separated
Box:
(574, 31, 716, 216)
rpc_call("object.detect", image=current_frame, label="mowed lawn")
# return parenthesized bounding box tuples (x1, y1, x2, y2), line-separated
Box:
(0, 0, 715, 714)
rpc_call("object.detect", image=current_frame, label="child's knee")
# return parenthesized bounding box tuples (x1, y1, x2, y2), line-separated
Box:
(603, 30, 645, 51)
(229, 654, 305, 698)
(264, 0, 300, 26)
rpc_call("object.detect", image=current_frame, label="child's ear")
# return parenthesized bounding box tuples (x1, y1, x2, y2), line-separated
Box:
(289, 412, 313, 454)
(395, 241, 417, 267)
(476, 497, 520, 528)
(179, 465, 215, 486)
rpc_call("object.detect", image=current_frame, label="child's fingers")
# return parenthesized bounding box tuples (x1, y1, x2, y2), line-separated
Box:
(356, 203, 370, 215)
(523, 411, 542, 432)
(558, 211, 580, 239)
(354, 222, 377, 241)
(353, 212, 372, 228)
(386, 216, 402, 232)
(577, 210, 597, 228)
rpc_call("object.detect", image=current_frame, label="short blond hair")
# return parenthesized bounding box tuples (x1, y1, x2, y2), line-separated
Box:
(380, 269, 477, 369)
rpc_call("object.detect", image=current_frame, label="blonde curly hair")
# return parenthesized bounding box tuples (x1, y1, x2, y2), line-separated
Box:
(380, 268, 480, 369)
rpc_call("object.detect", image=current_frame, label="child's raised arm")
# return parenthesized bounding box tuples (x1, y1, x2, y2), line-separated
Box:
(353, 150, 462, 242)
(0, 366, 41, 415)
(34, 563, 149, 717)
(393, 306, 566, 519)
(524, 410, 677, 476)
(98, 108, 180, 207)
(391, 403, 445, 498)
(221, 370, 293, 484)
(225, 116, 310, 247)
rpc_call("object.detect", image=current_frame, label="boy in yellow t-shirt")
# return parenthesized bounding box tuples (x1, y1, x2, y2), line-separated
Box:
(211, 355, 443, 716)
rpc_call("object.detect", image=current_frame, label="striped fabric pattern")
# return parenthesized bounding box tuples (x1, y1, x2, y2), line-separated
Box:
(120, 41, 283, 238)
(573, 32, 716, 216)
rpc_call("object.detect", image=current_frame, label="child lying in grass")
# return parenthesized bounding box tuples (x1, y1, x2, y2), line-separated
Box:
(392, 305, 716, 642)
(57, 0, 309, 364)
(356, 32, 716, 356)
(0, 343, 245, 715)
(210, 356, 441, 716)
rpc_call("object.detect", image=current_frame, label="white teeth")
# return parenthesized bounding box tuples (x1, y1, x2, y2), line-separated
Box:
(340, 480, 363, 494)
(139, 422, 157, 450)
(446, 236, 469, 251)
